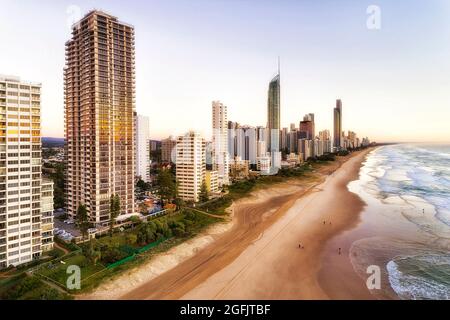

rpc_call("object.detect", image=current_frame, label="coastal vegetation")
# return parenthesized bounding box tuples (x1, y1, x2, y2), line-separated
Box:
(0, 273, 72, 300)
(0, 208, 221, 297)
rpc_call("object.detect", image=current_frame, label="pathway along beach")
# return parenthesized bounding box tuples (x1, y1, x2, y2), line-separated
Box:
(85, 148, 375, 300)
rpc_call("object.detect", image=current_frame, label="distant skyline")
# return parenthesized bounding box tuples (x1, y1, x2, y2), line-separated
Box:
(1, 0, 450, 142)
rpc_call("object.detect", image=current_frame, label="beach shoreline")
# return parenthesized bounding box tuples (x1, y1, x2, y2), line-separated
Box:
(81, 148, 376, 300)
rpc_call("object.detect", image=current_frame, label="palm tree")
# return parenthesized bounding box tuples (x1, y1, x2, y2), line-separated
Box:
(109, 194, 121, 237)
(76, 204, 90, 242)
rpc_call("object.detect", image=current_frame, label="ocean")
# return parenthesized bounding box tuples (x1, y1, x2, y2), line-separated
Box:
(348, 144, 450, 300)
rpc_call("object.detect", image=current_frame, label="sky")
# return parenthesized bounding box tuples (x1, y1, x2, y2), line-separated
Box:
(0, 0, 449, 143)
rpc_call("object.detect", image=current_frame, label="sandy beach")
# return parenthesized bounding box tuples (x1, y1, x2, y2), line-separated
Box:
(83, 148, 375, 300)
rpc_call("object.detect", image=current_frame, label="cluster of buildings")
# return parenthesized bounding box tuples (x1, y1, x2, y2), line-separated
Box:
(164, 96, 369, 201)
(0, 10, 370, 268)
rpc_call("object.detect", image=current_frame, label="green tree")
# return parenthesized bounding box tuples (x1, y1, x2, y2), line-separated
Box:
(200, 180, 209, 202)
(136, 178, 150, 191)
(157, 169, 177, 204)
(126, 234, 138, 245)
(150, 149, 162, 163)
(109, 194, 121, 237)
(85, 239, 101, 265)
(76, 204, 90, 242)
(129, 215, 141, 229)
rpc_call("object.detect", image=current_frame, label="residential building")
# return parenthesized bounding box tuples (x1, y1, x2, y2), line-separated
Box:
(299, 113, 315, 140)
(288, 130, 298, 154)
(257, 140, 267, 158)
(161, 136, 177, 163)
(64, 10, 135, 225)
(40, 179, 54, 252)
(257, 155, 271, 175)
(0, 75, 53, 268)
(228, 121, 239, 158)
(229, 156, 249, 181)
(299, 139, 313, 161)
(235, 126, 246, 160)
(212, 101, 229, 185)
(135, 113, 150, 182)
(205, 170, 219, 194)
(175, 132, 206, 202)
(150, 140, 161, 152)
(280, 127, 288, 151)
(244, 127, 257, 166)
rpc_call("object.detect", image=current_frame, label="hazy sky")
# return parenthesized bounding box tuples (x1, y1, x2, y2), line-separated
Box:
(1, 0, 449, 142)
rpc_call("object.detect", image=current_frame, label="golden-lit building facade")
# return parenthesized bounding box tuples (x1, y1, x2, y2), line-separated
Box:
(64, 10, 135, 225)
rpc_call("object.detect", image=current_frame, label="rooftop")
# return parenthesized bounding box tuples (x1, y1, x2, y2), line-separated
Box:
(0, 74, 41, 87)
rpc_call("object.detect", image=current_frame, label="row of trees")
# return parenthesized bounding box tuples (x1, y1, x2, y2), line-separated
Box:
(81, 210, 204, 266)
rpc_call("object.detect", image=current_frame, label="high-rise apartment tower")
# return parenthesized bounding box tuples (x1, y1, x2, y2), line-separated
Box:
(211, 101, 229, 186)
(0, 75, 53, 268)
(64, 10, 135, 225)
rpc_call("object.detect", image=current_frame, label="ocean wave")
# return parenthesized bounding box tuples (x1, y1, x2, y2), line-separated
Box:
(357, 144, 450, 229)
(387, 254, 450, 300)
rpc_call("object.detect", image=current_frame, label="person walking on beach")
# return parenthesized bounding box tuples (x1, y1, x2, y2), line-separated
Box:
(338, 247, 341, 255)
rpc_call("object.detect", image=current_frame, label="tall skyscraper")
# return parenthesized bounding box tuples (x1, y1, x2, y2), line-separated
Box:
(134, 113, 150, 183)
(211, 101, 229, 186)
(334, 99, 343, 150)
(0, 75, 53, 268)
(64, 11, 135, 225)
(267, 72, 280, 152)
(176, 132, 206, 202)
(244, 127, 257, 165)
(235, 127, 246, 160)
(267, 62, 281, 173)
(227, 121, 238, 159)
(280, 127, 288, 151)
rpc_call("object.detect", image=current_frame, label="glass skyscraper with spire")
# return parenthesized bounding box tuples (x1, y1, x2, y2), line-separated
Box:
(266, 66, 281, 174)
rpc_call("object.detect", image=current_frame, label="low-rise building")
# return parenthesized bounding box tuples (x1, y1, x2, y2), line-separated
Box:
(229, 156, 249, 180)
(205, 170, 219, 194)
(257, 155, 271, 175)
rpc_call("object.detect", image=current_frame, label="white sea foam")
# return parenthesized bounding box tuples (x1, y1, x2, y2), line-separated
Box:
(387, 255, 450, 300)
(349, 144, 450, 300)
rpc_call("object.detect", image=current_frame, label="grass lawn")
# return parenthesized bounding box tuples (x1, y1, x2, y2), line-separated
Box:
(36, 254, 105, 289)
(0, 273, 72, 300)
